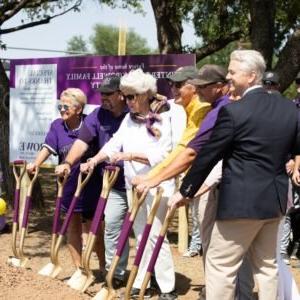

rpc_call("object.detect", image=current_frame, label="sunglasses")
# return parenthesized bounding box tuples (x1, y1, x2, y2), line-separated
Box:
(101, 92, 115, 96)
(57, 102, 78, 112)
(168, 81, 186, 89)
(123, 94, 137, 101)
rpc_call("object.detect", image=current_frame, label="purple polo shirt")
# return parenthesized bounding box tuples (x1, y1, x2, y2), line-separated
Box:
(78, 107, 127, 191)
(188, 95, 230, 152)
(44, 115, 101, 213)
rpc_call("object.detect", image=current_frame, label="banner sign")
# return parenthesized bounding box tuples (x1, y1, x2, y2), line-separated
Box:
(9, 54, 195, 165)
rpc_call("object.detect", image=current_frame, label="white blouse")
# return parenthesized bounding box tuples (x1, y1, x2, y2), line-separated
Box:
(102, 113, 175, 196)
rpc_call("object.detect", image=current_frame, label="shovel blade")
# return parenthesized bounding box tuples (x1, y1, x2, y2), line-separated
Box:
(67, 268, 95, 292)
(7, 256, 28, 268)
(92, 287, 109, 300)
(38, 262, 60, 277)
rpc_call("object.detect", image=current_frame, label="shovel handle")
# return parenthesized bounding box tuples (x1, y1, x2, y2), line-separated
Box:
(21, 196, 32, 229)
(146, 206, 176, 273)
(74, 169, 93, 197)
(89, 196, 107, 234)
(26, 167, 40, 197)
(115, 212, 131, 257)
(133, 187, 163, 266)
(13, 188, 21, 223)
(12, 160, 27, 189)
(101, 165, 120, 198)
(52, 197, 62, 234)
(59, 196, 80, 235)
(57, 172, 68, 197)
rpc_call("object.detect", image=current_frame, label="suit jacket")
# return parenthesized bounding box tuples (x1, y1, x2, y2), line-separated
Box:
(180, 87, 300, 219)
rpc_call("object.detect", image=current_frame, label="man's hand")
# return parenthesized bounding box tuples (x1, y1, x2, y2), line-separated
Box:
(55, 163, 71, 176)
(168, 191, 190, 210)
(131, 174, 149, 186)
(293, 167, 300, 186)
(135, 178, 160, 194)
(26, 163, 37, 174)
(80, 158, 96, 173)
(286, 159, 295, 175)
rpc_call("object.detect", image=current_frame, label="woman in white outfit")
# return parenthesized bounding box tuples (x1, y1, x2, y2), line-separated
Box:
(81, 69, 177, 300)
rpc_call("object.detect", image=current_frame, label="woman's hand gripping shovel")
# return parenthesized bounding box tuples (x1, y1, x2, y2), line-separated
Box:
(38, 172, 68, 276)
(93, 187, 148, 300)
(41, 169, 93, 279)
(124, 187, 163, 300)
(7, 160, 39, 268)
(139, 205, 177, 300)
(67, 165, 120, 292)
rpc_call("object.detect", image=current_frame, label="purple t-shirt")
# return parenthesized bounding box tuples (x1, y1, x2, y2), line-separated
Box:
(188, 95, 230, 152)
(78, 107, 127, 191)
(44, 115, 101, 213)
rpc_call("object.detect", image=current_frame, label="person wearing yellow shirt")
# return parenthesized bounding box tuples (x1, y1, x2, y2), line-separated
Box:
(134, 66, 211, 257)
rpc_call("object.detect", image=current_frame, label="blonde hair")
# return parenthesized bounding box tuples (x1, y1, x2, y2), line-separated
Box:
(230, 50, 266, 84)
(60, 88, 87, 108)
(120, 68, 157, 97)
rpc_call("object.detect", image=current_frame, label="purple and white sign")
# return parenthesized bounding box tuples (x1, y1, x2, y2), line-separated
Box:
(9, 54, 195, 165)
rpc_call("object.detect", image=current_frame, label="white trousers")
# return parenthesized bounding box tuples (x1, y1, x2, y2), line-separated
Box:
(127, 190, 175, 293)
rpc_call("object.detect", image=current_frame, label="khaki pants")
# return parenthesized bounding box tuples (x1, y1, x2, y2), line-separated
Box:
(205, 217, 281, 300)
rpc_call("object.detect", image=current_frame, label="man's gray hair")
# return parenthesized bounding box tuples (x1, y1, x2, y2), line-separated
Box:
(230, 50, 266, 84)
(120, 68, 157, 96)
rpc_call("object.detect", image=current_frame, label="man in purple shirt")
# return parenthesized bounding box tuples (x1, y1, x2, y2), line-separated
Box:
(55, 76, 129, 286)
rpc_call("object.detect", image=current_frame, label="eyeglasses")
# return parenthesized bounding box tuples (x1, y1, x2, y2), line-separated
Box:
(168, 81, 186, 89)
(123, 94, 137, 101)
(57, 104, 71, 111)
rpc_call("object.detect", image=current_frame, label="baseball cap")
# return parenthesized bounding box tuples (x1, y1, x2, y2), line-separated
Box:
(167, 66, 198, 82)
(98, 76, 120, 93)
(262, 71, 279, 85)
(188, 64, 227, 86)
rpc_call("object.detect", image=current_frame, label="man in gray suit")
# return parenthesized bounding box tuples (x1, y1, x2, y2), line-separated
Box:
(169, 50, 300, 300)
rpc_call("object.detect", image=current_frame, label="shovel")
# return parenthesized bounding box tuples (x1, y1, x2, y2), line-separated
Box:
(38, 172, 68, 276)
(7, 160, 39, 268)
(124, 187, 163, 300)
(44, 169, 93, 279)
(93, 188, 148, 300)
(67, 165, 120, 292)
(138, 205, 177, 300)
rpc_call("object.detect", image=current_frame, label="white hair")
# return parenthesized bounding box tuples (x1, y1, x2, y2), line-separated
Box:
(230, 50, 266, 84)
(120, 68, 157, 96)
(60, 88, 87, 107)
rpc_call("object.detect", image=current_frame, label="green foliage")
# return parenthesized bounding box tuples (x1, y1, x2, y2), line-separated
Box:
(66, 35, 89, 54)
(67, 23, 154, 55)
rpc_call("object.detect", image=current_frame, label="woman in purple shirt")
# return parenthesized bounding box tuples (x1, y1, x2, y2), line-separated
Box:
(27, 88, 105, 274)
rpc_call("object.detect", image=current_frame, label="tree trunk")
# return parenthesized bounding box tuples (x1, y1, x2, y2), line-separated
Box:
(249, 0, 275, 69)
(275, 28, 300, 92)
(150, 0, 183, 54)
(0, 61, 14, 203)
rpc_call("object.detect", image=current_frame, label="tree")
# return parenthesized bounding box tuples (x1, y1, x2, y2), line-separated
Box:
(99, 0, 300, 92)
(0, 0, 82, 203)
(67, 24, 154, 55)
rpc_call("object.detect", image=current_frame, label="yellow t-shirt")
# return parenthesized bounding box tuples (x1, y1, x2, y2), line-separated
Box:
(148, 95, 211, 177)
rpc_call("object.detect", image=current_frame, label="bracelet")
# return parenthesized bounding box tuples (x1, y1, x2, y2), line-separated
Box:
(62, 160, 72, 168)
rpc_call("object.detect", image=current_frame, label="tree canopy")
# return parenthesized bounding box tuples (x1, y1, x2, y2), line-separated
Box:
(66, 24, 154, 55)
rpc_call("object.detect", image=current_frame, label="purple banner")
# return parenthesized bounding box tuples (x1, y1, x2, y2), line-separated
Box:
(10, 54, 195, 105)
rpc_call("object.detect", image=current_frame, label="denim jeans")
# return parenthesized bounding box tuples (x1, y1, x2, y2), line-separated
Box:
(104, 188, 129, 280)
(189, 197, 202, 251)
